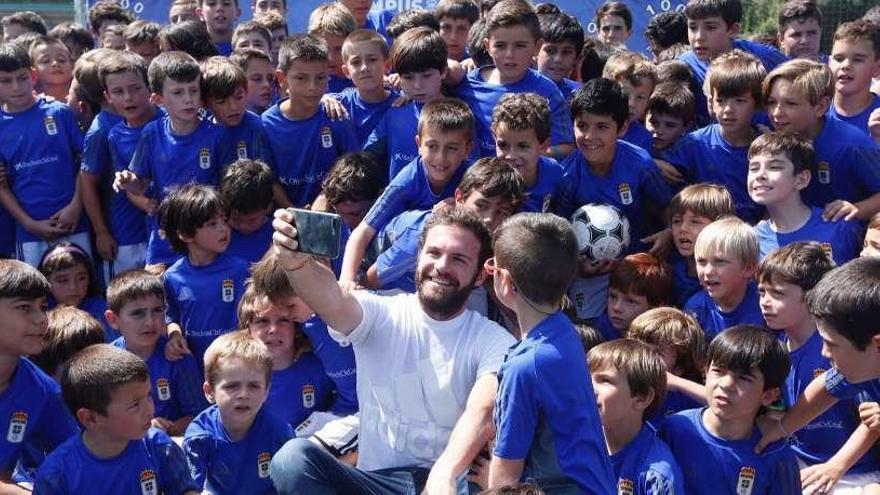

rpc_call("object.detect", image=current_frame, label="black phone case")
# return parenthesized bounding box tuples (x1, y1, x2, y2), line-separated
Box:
(289, 209, 342, 259)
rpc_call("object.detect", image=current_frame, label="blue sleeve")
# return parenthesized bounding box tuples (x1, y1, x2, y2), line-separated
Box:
(363, 176, 418, 232)
(375, 223, 422, 288)
(33, 466, 67, 495)
(364, 115, 389, 162)
(492, 359, 540, 460)
(164, 275, 180, 325)
(848, 145, 880, 196)
(182, 434, 211, 490)
(551, 160, 579, 219)
(660, 138, 695, 179)
(129, 127, 153, 181)
(335, 119, 359, 155)
(548, 88, 574, 147)
(639, 159, 674, 208)
(152, 431, 198, 495)
(81, 126, 111, 176)
(173, 356, 208, 417)
(824, 367, 857, 400)
(61, 106, 84, 156)
(31, 393, 78, 452)
(771, 446, 801, 495)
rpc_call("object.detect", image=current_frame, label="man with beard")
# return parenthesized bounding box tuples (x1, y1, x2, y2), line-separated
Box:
(268, 205, 516, 495)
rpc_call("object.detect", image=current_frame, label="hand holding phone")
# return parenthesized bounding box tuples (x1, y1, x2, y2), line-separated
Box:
(285, 208, 343, 259)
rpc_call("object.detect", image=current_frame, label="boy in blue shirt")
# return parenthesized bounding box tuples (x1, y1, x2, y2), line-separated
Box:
(0, 42, 89, 268)
(114, 51, 231, 266)
(645, 81, 694, 157)
(339, 0, 394, 44)
(827, 20, 880, 137)
(262, 34, 358, 208)
(491, 92, 565, 213)
(487, 213, 615, 492)
(593, 253, 673, 342)
(220, 159, 274, 264)
(230, 48, 276, 114)
(588, 339, 685, 494)
(184, 331, 293, 494)
(535, 11, 583, 103)
(0, 260, 78, 493)
(748, 132, 864, 265)
(198, 0, 240, 55)
(452, 0, 573, 158)
(35, 344, 197, 494)
(765, 59, 880, 222)
(684, 216, 765, 341)
(107, 269, 206, 437)
(434, 0, 479, 62)
(602, 51, 657, 153)
(159, 184, 250, 375)
(306, 3, 357, 95)
(659, 325, 801, 494)
(339, 97, 475, 287)
(757, 243, 880, 491)
(776, 0, 824, 62)
(662, 50, 766, 223)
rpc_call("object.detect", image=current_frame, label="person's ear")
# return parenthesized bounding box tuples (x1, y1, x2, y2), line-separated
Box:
(760, 386, 780, 406)
(483, 36, 490, 53)
(274, 69, 287, 90)
(149, 92, 163, 107)
(871, 333, 880, 354)
(75, 408, 99, 429)
(415, 133, 422, 149)
(727, 21, 741, 37)
(633, 388, 656, 412)
(816, 95, 832, 116)
(341, 63, 351, 78)
(794, 169, 811, 190)
(743, 262, 757, 279)
(203, 381, 215, 403)
(617, 120, 629, 138)
(532, 38, 542, 58)
(454, 188, 464, 205)
(105, 309, 119, 329)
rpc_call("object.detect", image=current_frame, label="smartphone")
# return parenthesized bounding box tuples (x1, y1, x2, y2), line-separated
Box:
(287, 208, 342, 259)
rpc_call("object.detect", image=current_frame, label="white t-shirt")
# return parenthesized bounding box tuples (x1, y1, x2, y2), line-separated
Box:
(329, 291, 516, 471)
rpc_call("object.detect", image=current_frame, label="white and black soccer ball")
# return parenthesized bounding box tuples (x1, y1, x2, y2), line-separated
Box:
(570, 203, 631, 262)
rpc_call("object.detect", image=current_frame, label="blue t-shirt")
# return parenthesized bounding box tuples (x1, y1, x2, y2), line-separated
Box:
(163, 253, 250, 373)
(332, 86, 400, 147)
(0, 97, 87, 242)
(647, 391, 704, 429)
(554, 141, 674, 251)
(262, 102, 358, 207)
(522, 156, 565, 213)
(0, 206, 14, 256)
(556, 78, 581, 103)
(662, 123, 764, 224)
(81, 110, 124, 193)
(670, 254, 701, 308)
(622, 120, 654, 153)
(802, 117, 880, 209)
(300, 316, 358, 415)
(218, 110, 272, 165)
(827, 94, 880, 137)
(493, 311, 615, 494)
(755, 207, 864, 266)
(227, 218, 273, 264)
(610, 424, 685, 495)
(183, 404, 293, 494)
(266, 352, 333, 428)
(684, 283, 764, 341)
(0, 359, 77, 475)
(365, 100, 422, 181)
(81, 296, 117, 342)
(112, 335, 207, 421)
(783, 331, 880, 473)
(35, 427, 195, 495)
(215, 41, 232, 56)
(592, 312, 621, 342)
(374, 209, 431, 292)
(454, 67, 573, 157)
(659, 408, 800, 495)
(328, 74, 355, 94)
(364, 8, 395, 45)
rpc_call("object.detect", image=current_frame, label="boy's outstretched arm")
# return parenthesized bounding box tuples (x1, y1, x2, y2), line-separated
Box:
(339, 222, 377, 287)
(801, 423, 880, 494)
(756, 371, 839, 452)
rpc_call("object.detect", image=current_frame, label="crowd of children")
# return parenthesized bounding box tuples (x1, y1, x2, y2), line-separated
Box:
(2, 0, 880, 492)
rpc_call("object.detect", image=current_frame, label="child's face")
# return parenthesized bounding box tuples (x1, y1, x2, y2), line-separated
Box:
(399, 68, 445, 103)
(248, 300, 295, 367)
(439, 16, 472, 61)
(280, 60, 328, 108)
(493, 123, 548, 185)
(598, 14, 631, 45)
(156, 77, 201, 123)
(710, 91, 756, 135)
(619, 78, 652, 123)
(104, 71, 153, 124)
(322, 33, 346, 77)
(270, 28, 286, 63)
(484, 25, 539, 81)
(0, 296, 48, 357)
(829, 38, 880, 98)
(862, 228, 880, 258)
(185, 214, 232, 255)
(574, 112, 622, 168)
(101, 32, 126, 51)
(0, 68, 36, 112)
(591, 363, 646, 427)
(747, 152, 809, 206)
(252, 0, 286, 16)
(607, 287, 651, 332)
(340, 0, 371, 25)
(536, 41, 579, 82)
(170, 3, 200, 23)
(32, 43, 73, 88)
(244, 58, 275, 110)
(199, 0, 241, 34)
(778, 18, 821, 61)
(646, 111, 688, 151)
(687, 16, 737, 61)
(48, 264, 89, 307)
(767, 78, 825, 135)
(229, 207, 270, 235)
(705, 363, 774, 422)
(207, 85, 248, 127)
(456, 189, 515, 234)
(416, 126, 473, 189)
(332, 199, 374, 230)
(758, 277, 807, 332)
(126, 42, 160, 66)
(670, 210, 712, 257)
(695, 248, 754, 307)
(234, 33, 271, 56)
(342, 42, 387, 94)
(818, 321, 880, 383)
(204, 357, 269, 433)
(92, 379, 155, 442)
(111, 294, 166, 352)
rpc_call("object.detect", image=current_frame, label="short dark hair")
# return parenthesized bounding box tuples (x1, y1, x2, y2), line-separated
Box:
(99, 49, 148, 91)
(748, 131, 815, 175)
(666, 183, 735, 221)
(485, 0, 541, 41)
(124, 20, 161, 45)
(88, 1, 135, 34)
(0, 259, 50, 300)
(421, 206, 493, 272)
(278, 33, 328, 73)
(321, 152, 384, 205)
(778, 0, 822, 32)
(494, 213, 578, 305)
(341, 29, 389, 60)
(434, 0, 480, 24)
(62, 344, 150, 420)
(705, 49, 766, 104)
(571, 77, 629, 129)
(708, 325, 790, 390)
(106, 269, 165, 313)
(148, 50, 200, 94)
(457, 157, 524, 210)
(537, 11, 583, 55)
(201, 56, 247, 100)
(467, 19, 492, 67)
(158, 184, 228, 254)
(656, 59, 695, 86)
(418, 97, 475, 139)
(387, 9, 440, 40)
(0, 41, 30, 72)
(49, 22, 95, 53)
(648, 81, 695, 123)
(596, 2, 633, 30)
(756, 241, 834, 292)
(834, 19, 880, 60)
(684, 0, 743, 26)
(588, 338, 668, 417)
(609, 252, 673, 307)
(233, 20, 273, 49)
(492, 92, 552, 142)
(32, 306, 106, 377)
(230, 46, 272, 72)
(806, 257, 880, 350)
(645, 11, 688, 53)
(158, 21, 220, 61)
(220, 159, 274, 213)
(390, 26, 447, 74)
(2, 11, 48, 37)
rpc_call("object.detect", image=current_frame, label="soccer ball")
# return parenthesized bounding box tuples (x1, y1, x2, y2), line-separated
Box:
(570, 203, 631, 262)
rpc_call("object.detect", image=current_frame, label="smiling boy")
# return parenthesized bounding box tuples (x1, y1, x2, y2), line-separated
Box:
(827, 20, 880, 137)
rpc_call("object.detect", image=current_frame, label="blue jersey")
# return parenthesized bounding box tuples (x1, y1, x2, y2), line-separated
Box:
(218, 111, 272, 165)
(81, 296, 117, 342)
(825, 367, 880, 404)
(81, 110, 124, 190)
(364, 156, 468, 233)
(0, 97, 86, 242)
(662, 124, 764, 223)
(554, 141, 674, 251)
(684, 283, 765, 341)
(262, 102, 358, 206)
(163, 253, 250, 373)
(827, 94, 880, 137)
(802, 117, 880, 209)
(611, 425, 685, 495)
(755, 207, 864, 266)
(648, 391, 703, 429)
(783, 331, 880, 473)
(0, 359, 77, 475)
(622, 120, 654, 153)
(659, 408, 800, 495)
(364, 8, 395, 45)
(454, 68, 573, 157)
(112, 335, 207, 421)
(266, 352, 333, 428)
(227, 218, 273, 264)
(670, 255, 701, 308)
(183, 404, 293, 494)
(374, 209, 431, 292)
(522, 156, 565, 213)
(301, 316, 358, 415)
(364, 100, 422, 180)
(328, 74, 355, 94)
(215, 41, 232, 56)
(493, 311, 615, 494)
(556, 78, 581, 103)
(592, 312, 621, 342)
(35, 427, 195, 495)
(0, 206, 13, 256)
(332, 87, 400, 146)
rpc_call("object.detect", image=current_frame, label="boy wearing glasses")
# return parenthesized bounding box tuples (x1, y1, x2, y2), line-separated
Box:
(485, 213, 616, 492)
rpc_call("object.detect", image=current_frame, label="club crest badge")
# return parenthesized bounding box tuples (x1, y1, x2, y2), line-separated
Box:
(618, 183, 633, 205)
(199, 148, 211, 169)
(6, 411, 27, 443)
(44, 116, 57, 135)
(139, 469, 157, 495)
(237, 141, 248, 160)
(258, 452, 272, 478)
(817, 161, 830, 184)
(302, 384, 315, 408)
(222, 279, 235, 303)
(321, 127, 333, 149)
(617, 479, 634, 495)
(737, 466, 756, 495)
(156, 378, 171, 401)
